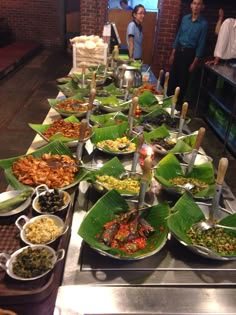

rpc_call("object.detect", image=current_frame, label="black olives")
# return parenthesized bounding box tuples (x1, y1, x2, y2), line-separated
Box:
(38, 189, 65, 213)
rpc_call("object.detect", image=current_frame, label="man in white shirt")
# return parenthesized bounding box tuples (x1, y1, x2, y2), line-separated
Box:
(206, 18, 236, 65)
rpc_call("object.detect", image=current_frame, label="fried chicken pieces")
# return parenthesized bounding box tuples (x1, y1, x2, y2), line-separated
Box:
(12, 153, 78, 188)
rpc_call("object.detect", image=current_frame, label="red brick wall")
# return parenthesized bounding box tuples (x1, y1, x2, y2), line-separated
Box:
(152, 0, 182, 75)
(80, 0, 109, 35)
(0, 0, 63, 47)
(152, 0, 236, 76)
(0, 0, 235, 57)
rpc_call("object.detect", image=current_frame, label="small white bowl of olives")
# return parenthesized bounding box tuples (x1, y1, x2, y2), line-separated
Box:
(32, 184, 71, 215)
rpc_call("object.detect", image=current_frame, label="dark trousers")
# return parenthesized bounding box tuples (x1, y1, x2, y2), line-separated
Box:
(167, 47, 195, 109)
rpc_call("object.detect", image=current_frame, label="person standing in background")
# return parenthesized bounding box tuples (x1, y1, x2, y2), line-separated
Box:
(206, 17, 236, 66)
(120, 0, 132, 11)
(215, 8, 224, 35)
(126, 4, 145, 60)
(167, 0, 208, 108)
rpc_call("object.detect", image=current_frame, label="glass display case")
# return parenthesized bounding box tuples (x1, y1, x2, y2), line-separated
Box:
(196, 63, 236, 156)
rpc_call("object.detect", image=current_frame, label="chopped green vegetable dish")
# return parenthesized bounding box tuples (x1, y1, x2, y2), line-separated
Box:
(13, 247, 53, 278)
(187, 226, 236, 256)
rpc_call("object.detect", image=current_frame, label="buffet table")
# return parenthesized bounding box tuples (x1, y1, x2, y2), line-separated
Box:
(53, 121, 236, 313)
(1, 70, 236, 315)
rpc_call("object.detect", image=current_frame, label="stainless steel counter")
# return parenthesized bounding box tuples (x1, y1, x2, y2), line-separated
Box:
(54, 156, 236, 315)
(52, 73, 236, 314)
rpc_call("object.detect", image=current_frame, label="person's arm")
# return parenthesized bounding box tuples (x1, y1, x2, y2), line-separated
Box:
(169, 48, 176, 67)
(190, 20, 208, 72)
(128, 36, 134, 60)
(215, 8, 224, 35)
(214, 19, 230, 59)
(205, 57, 220, 66)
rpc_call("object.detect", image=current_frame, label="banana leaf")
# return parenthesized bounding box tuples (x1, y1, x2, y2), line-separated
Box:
(48, 93, 87, 116)
(138, 90, 157, 106)
(57, 79, 82, 97)
(82, 157, 140, 196)
(83, 157, 126, 182)
(0, 140, 88, 190)
(96, 95, 130, 108)
(28, 115, 91, 145)
(154, 153, 215, 198)
(168, 193, 236, 257)
(78, 189, 170, 259)
(91, 121, 129, 144)
(90, 112, 128, 127)
(144, 125, 171, 142)
(103, 83, 125, 97)
(159, 96, 173, 108)
(144, 126, 197, 154)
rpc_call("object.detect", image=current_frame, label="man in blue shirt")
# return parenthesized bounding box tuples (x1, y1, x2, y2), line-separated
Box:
(120, 0, 132, 11)
(167, 0, 208, 108)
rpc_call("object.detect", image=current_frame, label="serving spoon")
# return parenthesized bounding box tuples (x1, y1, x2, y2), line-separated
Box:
(192, 157, 229, 231)
(118, 132, 142, 150)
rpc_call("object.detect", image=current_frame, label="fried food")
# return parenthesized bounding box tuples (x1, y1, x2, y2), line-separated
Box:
(55, 98, 88, 112)
(42, 119, 91, 139)
(12, 153, 78, 188)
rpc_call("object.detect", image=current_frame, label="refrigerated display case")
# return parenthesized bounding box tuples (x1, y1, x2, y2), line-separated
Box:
(196, 63, 236, 156)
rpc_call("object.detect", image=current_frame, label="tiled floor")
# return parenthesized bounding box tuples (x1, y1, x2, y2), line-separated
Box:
(0, 48, 235, 196)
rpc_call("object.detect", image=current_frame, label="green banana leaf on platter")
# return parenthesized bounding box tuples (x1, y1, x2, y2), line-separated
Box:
(103, 83, 126, 97)
(90, 112, 128, 128)
(91, 122, 136, 155)
(28, 115, 93, 147)
(78, 189, 170, 260)
(138, 91, 173, 113)
(48, 93, 91, 117)
(144, 125, 198, 154)
(96, 95, 131, 113)
(0, 141, 88, 191)
(57, 79, 83, 97)
(154, 153, 215, 199)
(82, 157, 141, 196)
(167, 193, 236, 259)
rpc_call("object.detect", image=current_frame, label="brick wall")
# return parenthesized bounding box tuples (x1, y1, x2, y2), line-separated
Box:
(0, 0, 63, 47)
(80, 0, 109, 35)
(152, 0, 236, 76)
(0, 0, 235, 58)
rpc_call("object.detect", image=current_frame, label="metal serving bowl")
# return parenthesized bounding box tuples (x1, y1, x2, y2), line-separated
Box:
(0, 245, 65, 281)
(0, 189, 34, 217)
(172, 202, 236, 261)
(32, 184, 71, 215)
(15, 214, 68, 246)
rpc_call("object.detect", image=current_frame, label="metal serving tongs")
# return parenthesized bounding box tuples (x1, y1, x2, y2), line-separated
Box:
(76, 119, 89, 162)
(177, 102, 188, 138)
(171, 86, 180, 118)
(185, 127, 206, 175)
(86, 88, 96, 121)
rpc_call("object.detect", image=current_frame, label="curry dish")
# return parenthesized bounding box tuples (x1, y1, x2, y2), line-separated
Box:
(12, 153, 78, 188)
